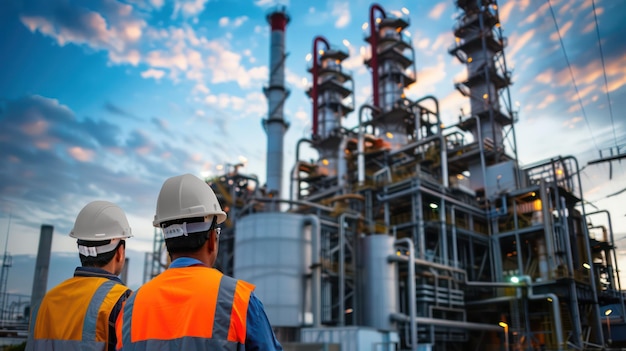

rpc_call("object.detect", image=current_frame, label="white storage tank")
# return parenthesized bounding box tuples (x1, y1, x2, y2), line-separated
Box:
(234, 212, 312, 327)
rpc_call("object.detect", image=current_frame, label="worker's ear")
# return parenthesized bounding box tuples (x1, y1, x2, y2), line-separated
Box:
(116, 242, 125, 263)
(207, 230, 216, 253)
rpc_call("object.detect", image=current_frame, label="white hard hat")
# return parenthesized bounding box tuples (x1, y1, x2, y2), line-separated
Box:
(70, 201, 133, 241)
(153, 173, 227, 228)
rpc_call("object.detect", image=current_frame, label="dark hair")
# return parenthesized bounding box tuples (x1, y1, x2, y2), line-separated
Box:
(162, 217, 211, 255)
(78, 239, 125, 267)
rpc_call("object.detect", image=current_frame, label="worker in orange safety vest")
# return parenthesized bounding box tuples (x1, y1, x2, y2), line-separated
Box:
(26, 201, 133, 351)
(116, 173, 282, 350)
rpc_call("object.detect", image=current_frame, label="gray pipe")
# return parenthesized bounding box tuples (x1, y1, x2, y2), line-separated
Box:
(376, 181, 486, 217)
(451, 206, 458, 269)
(293, 138, 314, 202)
(521, 276, 563, 350)
(562, 196, 583, 348)
(303, 215, 321, 328)
(390, 313, 503, 332)
(357, 105, 378, 186)
(393, 238, 417, 351)
(539, 179, 555, 277)
(338, 136, 349, 190)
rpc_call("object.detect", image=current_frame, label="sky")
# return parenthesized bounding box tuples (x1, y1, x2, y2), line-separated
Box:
(0, 0, 625, 293)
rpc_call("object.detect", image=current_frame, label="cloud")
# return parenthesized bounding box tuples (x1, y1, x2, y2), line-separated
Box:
(219, 16, 249, 28)
(254, 0, 289, 7)
(0, 94, 229, 244)
(330, 1, 350, 28)
(428, 3, 446, 20)
(507, 29, 536, 60)
(104, 102, 139, 119)
(550, 20, 573, 41)
(19, 0, 146, 65)
(140, 68, 166, 80)
(172, 0, 209, 18)
(68, 146, 96, 162)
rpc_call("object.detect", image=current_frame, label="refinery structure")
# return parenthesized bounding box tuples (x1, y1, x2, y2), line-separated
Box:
(141, 1, 626, 350)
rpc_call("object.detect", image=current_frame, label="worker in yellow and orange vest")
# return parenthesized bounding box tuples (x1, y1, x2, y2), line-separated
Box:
(27, 200, 133, 351)
(115, 173, 282, 350)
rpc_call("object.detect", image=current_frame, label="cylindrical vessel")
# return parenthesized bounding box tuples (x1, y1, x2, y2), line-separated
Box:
(234, 212, 311, 327)
(360, 235, 398, 331)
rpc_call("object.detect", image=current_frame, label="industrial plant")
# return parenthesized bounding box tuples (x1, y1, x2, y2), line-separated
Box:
(7, 0, 623, 350)
(146, 1, 626, 350)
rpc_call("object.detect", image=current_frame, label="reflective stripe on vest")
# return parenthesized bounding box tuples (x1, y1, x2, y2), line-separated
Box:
(119, 268, 253, 351)
(26, 278, 128, 351)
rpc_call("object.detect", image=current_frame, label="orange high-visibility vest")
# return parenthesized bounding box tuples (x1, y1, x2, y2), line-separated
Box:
(27, 277, 130, 351)
(116, 265, 254, 350)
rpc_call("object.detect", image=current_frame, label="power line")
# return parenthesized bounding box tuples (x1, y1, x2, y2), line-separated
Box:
(546, 0, 600, 152)
(591, 0, 618, 150)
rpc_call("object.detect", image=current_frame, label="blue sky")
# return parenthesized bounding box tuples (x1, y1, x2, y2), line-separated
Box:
(0, 0, 625, 292)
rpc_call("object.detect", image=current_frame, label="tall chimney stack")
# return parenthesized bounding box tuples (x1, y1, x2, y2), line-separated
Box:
(30, 224, 53, 310)
(262, 6, 290, 201)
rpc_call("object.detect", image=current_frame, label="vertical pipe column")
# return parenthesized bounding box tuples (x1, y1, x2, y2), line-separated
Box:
(263, 8, 290, 200)
(30, 225, 53, 311)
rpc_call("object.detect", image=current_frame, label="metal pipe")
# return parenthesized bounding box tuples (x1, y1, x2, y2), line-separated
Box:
(561, 196, 583, 348)
(303, 215, 322, 327)
(521, 276, 564, 350)
(473, 115, 488, 201)
(311, 36, 330, 137)
(338, 136, 348, 190)
(357, 104, 379, 185)
(439, 197, 448, 265)
(390, 313, 503, 332)
(369, 4, 386, 108)
(393, 238, 417, 351)
(292, 138, 314, 202)
(451, 206, 458, 269)
(416, 190, 425, 260)
(539, 179, 555, 278)
(376, 181, 486, 217)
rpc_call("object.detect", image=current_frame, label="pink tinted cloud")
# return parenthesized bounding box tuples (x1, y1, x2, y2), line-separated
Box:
(68, 146, 95, 162)
(21, 120, 48, 136)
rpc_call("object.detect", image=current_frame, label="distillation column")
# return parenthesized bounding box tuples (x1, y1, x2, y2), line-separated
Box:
(306, 37, 354, 183)
(448, 0, 519, 200)
(364, 5, 416, 150)
(263, 7, 290, 199)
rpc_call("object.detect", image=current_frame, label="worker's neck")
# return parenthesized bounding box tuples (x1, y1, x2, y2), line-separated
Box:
(171, 251, 214, 267)
(98, 260, 120, 276)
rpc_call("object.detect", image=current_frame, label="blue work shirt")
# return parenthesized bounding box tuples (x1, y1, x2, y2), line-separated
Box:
(170, 257, 283, 351)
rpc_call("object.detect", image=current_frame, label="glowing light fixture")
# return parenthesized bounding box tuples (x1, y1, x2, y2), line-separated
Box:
(583, 263, 591, 269)
(429, 203, 438, 209)
(401, 7, 409, 15)
(510, 276, 520, 283)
